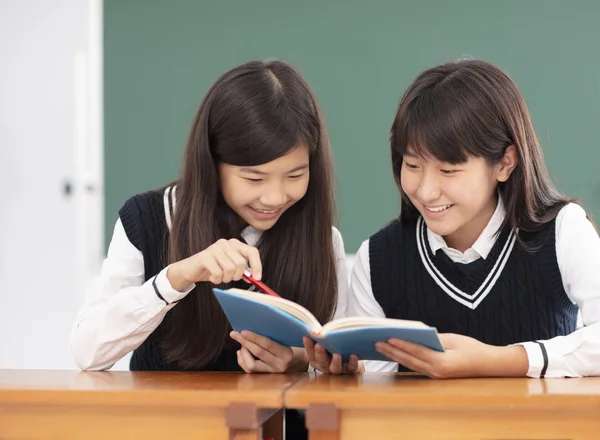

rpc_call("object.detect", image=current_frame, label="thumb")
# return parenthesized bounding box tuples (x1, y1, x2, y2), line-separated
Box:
(438, 333, 460, 348)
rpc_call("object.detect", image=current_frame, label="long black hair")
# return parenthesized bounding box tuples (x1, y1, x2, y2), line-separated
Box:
(163, 60, 338, 369)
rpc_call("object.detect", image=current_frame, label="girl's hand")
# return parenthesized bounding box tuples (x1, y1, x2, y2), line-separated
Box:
(230, 331, 309, 373)
(167, 238, 262, 291)
(303, 337, 363, 374)
(375, 333, 528, 379)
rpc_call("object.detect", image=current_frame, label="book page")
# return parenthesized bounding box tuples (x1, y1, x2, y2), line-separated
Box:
(321, 316, 428, 335)
(225, 288, 323, 332)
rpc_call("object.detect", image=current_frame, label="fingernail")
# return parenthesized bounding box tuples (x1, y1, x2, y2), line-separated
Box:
(241, 330, 248, 337)
(255, 272, 262, 280)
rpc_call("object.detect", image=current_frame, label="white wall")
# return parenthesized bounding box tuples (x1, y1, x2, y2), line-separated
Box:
(0, 0, 103, 370)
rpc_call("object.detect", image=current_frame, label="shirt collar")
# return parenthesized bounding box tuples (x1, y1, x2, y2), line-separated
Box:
(241, 225, 262, 247)
(427, 196, 506, 260)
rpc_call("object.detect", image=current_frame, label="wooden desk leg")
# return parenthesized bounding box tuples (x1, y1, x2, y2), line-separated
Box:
(305, 403, 339, 440)
(262, 408, 284, 440)
(225, 402, 282, 440)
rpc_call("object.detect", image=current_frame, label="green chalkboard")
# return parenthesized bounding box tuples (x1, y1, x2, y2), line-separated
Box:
(105, 0, 600, 253)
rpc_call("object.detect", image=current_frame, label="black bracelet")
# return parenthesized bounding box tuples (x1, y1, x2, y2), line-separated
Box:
(152, 275, 169, 305)
(534, 341, 549, 378)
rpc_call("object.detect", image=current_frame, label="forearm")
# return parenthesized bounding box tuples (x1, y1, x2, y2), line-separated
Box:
(70, 283, 171, 370)
(166, 260, 195, 292)
(71, 267, 193, 370)
(479, 345, 529, 377)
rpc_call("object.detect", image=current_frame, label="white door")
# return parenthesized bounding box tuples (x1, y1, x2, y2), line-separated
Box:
(0, 0, 103, 369)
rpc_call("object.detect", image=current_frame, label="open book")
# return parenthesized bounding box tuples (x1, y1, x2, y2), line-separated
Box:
(213, 288, 444, 361)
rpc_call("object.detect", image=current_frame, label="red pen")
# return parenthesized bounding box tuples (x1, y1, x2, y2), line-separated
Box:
(242, 270, 281, 298)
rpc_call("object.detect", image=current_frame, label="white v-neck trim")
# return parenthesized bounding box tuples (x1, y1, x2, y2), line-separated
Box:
(417, 217, 517, 309)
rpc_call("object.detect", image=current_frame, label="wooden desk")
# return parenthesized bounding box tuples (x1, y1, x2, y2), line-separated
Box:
(0, 370, 304, 440)
(285, 373, 600, 440)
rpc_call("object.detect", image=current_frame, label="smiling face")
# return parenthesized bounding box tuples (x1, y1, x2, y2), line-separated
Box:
(218, 144, 310, 231)
(389, 61, 531, 253)
(400, 151, 506, 252)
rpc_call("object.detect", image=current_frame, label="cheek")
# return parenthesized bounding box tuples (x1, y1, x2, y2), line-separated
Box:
(221, 179, 253, 206)
(467, 171, 497, 200)
(445, 179, 477, 204)
(445, 175, 492, 205)
(288, 179, 309, 201)
(400, 171, 417, 196)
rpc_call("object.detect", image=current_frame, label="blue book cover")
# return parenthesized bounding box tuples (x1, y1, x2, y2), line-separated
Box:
(213, 288, 444, 361)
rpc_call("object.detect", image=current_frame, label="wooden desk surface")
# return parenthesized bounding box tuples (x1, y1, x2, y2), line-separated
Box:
(0, 369, 303, 408)
(287, 374, 600, 440)
(1, 370, 304, 440)
(285, 372, 600, 410)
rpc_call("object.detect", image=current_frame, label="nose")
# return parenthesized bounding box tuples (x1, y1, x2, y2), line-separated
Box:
(259, 182, 288, 208)
(416, 172, 442, 203)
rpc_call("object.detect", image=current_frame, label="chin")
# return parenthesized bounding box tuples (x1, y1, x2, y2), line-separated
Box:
(421, 219, 457, 238)
(247, 222, 275, 231)
(244, 217, 280, 231)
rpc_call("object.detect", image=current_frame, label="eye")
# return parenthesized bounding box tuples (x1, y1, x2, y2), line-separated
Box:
(404, 162, 419, 170)
(243, 178, 263, 183)
(440, 169, 458, 175)
(288, 174, 305, 180)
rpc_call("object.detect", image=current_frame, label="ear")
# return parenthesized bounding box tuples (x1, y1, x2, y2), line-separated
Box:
(496, 145, 518, 183)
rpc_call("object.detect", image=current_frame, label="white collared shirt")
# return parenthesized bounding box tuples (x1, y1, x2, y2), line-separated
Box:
(349, 200, 600, 378)
(70, 188, 350, 371)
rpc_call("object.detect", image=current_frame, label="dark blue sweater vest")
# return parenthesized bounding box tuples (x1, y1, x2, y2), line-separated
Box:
(369, 217, 578, 349)
(119, 189, 243, 372)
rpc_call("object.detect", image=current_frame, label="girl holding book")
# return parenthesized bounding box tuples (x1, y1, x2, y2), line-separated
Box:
(307, 59, 600, 378)
(70, 59, 349, 377)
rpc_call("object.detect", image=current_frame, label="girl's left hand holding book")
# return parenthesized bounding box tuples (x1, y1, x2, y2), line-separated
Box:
(230, 330, 309, 373)
(375, 333, 528, 379)
(303, 337, 364, 374)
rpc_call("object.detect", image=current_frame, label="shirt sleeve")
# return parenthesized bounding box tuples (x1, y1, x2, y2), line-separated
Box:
(346, 239, 398, 373)
(331, 226, 350, 321)
(69, 218, 194, 371)
(517, 203, 600, 378)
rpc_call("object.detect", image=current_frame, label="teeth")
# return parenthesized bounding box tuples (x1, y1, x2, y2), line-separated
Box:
(426, 204, 451, 212)
(254, 208, 279, 214)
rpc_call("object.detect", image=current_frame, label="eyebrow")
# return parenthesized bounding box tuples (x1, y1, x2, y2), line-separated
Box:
(239, 164, 309, 175)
